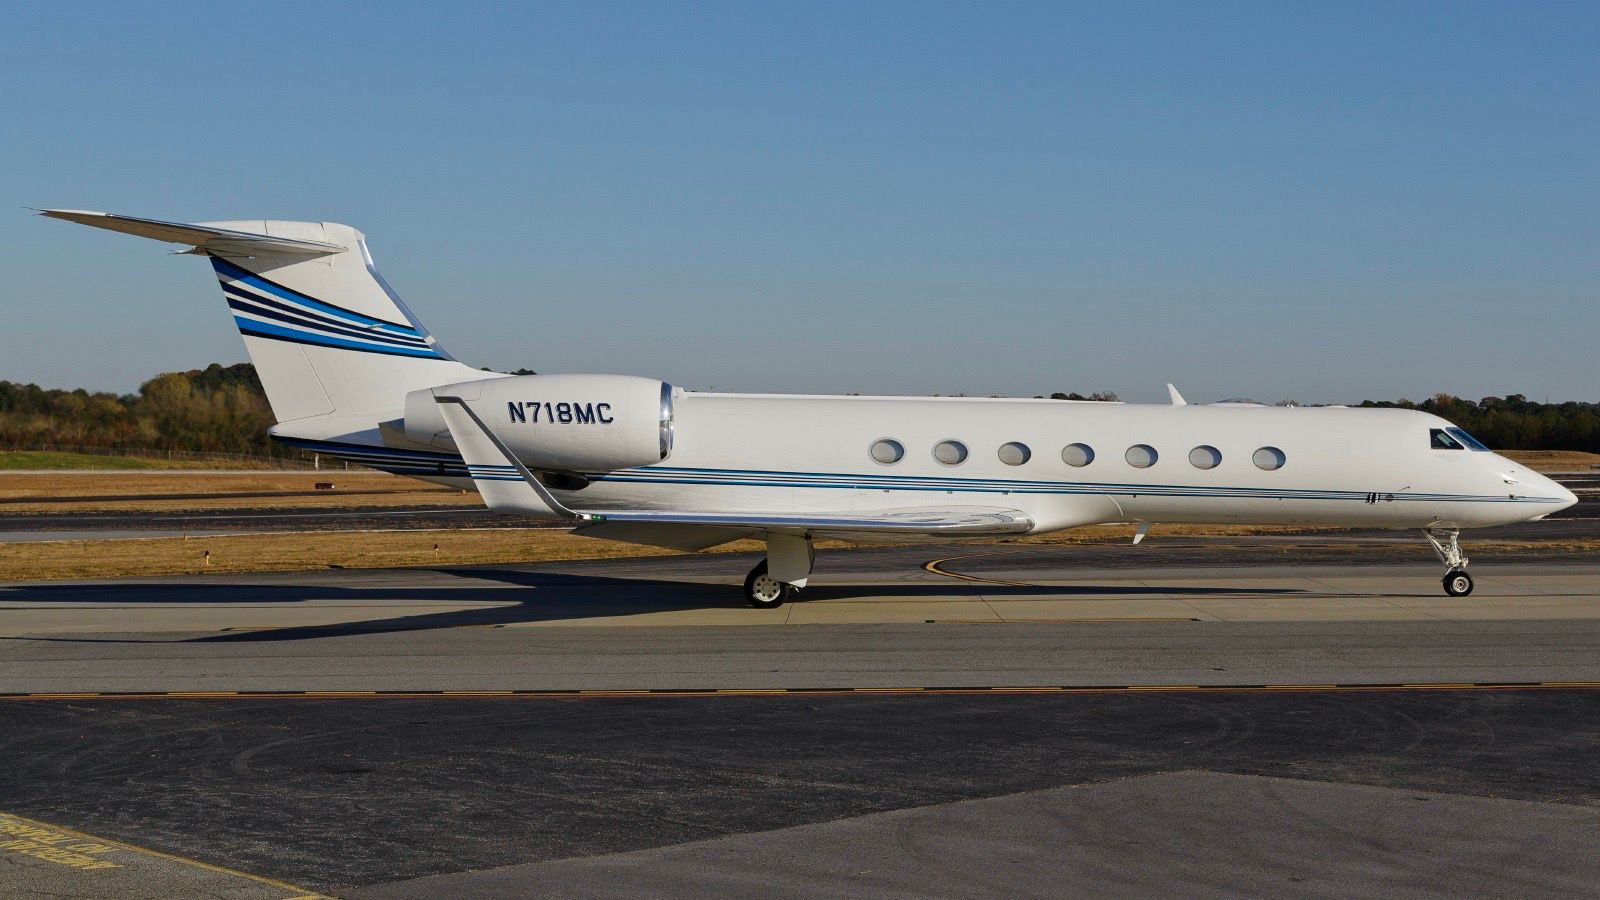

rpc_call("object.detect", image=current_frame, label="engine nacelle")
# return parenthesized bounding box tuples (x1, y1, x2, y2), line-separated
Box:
(403, 374, 674, 473)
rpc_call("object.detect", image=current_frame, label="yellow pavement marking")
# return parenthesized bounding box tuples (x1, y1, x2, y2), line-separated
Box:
(0, 810, 324, 898)
(849, 687, 926, 693)
(975, 686, 1063, 693)
(923, 554, 1037, 588)
(3, 683, 1600, 703)
(711, 689, 791, 695)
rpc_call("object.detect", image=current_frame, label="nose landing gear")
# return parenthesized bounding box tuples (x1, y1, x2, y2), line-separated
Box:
(1423, 528, 1473, 597)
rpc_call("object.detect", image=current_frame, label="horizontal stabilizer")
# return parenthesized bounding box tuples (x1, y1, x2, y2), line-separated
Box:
(35, 209, 347, 256)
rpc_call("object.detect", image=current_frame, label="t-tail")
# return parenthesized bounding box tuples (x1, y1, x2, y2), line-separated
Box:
(35, 210, 491, 470)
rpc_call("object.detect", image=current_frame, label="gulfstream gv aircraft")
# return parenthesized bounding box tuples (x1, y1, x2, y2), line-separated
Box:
(40, 210, 1577, 606)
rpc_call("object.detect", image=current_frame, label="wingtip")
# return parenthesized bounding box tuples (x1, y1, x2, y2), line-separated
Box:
(32, 208, 106, 219)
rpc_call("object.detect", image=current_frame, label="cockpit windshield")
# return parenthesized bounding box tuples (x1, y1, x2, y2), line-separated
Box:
(1431, 427, 1490, 451)
(1446, 427, 1490, 451)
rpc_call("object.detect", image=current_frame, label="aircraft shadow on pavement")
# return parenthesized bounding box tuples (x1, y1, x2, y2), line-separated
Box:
(0, 565, 1304, 644)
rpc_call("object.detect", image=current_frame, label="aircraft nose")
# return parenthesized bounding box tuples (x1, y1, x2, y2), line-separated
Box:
(1526, 470, 1578, 515)
(1555, 480, 1579, 511)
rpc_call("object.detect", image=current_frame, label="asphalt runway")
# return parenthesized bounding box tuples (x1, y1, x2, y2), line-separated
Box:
(2, 690, 1599, 898)
(1, 524, 1598, 896)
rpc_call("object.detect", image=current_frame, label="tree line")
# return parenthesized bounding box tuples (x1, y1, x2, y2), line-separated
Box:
(0, 363, 281, 457)
(2, 365, 1596, 455)
(1357, 394, 1600, 454)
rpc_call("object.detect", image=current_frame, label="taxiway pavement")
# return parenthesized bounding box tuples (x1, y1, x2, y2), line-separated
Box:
(1, 535, 1597, 898)
(0, 546, 1597, 692)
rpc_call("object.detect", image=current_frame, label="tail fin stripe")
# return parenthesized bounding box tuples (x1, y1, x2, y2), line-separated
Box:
(228, 301, 434, 351)
(235, 317, 446, 359)
(220, 281, 429, 341)
(211, 257, 419, 334)
(222, 289, 433, 348)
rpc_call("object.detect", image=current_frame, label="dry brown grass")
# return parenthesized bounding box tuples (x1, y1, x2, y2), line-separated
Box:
(0, 528, 668, 581)
(1501, 450, 1600, 472)
(0, 521, 1338, 582)
(0, 529, 852, 582)
(0, 471, 477, 514)
(0, 524, 1589, 583)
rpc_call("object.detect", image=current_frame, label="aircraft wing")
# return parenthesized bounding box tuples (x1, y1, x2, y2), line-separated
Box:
(570, 506, 1032, 551)
(35, 209, 347, 256)
(430, 394, 1034, 547)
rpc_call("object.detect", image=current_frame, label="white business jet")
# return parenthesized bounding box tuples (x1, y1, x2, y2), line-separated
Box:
(39, 210, 1577, 606)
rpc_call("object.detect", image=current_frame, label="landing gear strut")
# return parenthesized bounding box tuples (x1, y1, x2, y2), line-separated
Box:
(742, 533, 814, 609)
(1423, 528, 1473, 597)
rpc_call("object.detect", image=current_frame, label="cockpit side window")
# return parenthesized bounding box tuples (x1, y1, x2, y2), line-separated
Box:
(1430, 428, 1464, 450)
(1446, 427, 1490, 451)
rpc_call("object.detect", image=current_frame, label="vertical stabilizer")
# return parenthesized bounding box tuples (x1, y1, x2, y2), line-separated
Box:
(38, 210, 490, 426)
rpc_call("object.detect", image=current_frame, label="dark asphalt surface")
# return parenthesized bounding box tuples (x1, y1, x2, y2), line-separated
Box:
(364, 771, 1600, 899)
(2, 690, 1598, 895)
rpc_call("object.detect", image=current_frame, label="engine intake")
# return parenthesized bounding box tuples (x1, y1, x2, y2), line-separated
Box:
(404, 374, 674, 473)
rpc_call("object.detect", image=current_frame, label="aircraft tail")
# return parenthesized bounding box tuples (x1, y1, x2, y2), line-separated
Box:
(37, 210, 488, 428)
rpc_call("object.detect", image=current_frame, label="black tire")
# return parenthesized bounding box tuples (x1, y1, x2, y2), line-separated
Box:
(744, 560, 793, 609)
(1442, 570, 1474, 597)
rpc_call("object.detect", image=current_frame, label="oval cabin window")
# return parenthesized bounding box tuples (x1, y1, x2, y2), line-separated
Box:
(933, 440, 969, 466)
(1189, 445, 1222, 469)
(997, 442, 1031, 466)
(1125, 444, 1158, 468)
(1253, 446, 1286, 471)
(870, 439, 904, 465)
(1061, 443, 1095, 467)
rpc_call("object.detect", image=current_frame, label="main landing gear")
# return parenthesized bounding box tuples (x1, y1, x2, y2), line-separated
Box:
(742, 533, 814, 609)
(744, 560, 793, 609)
(1423, 528, 1473, 597)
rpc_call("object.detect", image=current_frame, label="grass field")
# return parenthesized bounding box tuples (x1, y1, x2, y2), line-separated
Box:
(0, 450, 278, 470)
(0, 522, 1589, 583)
(0, 527, 689, 581)
(0, 470, 475, 513)
(1503, 449, 1600, 470)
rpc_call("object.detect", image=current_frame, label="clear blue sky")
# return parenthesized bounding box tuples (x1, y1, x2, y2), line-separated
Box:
(3, 2, 1596, 404)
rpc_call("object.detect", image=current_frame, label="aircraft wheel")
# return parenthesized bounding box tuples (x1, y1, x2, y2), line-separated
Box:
(744, 560, 793, 609)
(1442, 570, 1473, 597)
